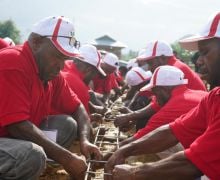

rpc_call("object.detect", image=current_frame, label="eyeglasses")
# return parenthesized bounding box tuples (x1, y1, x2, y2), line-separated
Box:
(43, 35, 81, 49)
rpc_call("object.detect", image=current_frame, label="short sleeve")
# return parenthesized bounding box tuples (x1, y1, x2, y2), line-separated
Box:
(51, 75, 81, 115)
(0, 69, 31, 126)
(170, 94, 208, 148)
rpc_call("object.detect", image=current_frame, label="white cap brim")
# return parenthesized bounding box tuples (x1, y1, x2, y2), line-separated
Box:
(75, 56, 106, 76)
(140, 79, 188, 91)
(136, 55, 155, 62)
(179, 35, 216, 51)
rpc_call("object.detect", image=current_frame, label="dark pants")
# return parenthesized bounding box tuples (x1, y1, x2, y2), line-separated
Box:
(0, 115, 77, 180)
(40, 115, 78, 148)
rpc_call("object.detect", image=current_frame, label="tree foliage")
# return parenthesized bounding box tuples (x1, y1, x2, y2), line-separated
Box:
(121, 50, 138, 61)
(171, 41, 194, 64)
(0, 19, 21, 44)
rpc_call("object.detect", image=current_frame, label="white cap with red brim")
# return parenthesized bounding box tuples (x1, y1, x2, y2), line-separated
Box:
(179, 12, 220, 51)
(103, 53, 119, 68)
(125, 67, 152, 86)
(140, 65, 188, 91)
(76, 44, 106, 76)
(136, 40, 173, 61)
(32, 16, 79, 57)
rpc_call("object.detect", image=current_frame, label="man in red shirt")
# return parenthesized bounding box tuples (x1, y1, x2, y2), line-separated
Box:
(105, 12, 220, 180)
(91, 52, 120, 106)
(0, 16, 101, 180)
(137, 40, 206, 91)
(61, 44, 106, 114)
(124, 67, 152, 107)
(114, 65, 207, 157)
(121, 67, 152, 131)
(115, 40, 207, 134)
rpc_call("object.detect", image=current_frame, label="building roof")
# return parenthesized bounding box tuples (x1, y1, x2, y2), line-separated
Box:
(91, 34, 127, 48)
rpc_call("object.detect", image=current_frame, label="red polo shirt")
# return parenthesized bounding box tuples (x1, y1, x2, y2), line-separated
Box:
(168, 56, 206, 91)
(0, 42, 80, 137)
(170, 87, 220, 179)
(134, 85, 207, 139)
(93, 73, 119, 94)
(61, 60, 90, 113)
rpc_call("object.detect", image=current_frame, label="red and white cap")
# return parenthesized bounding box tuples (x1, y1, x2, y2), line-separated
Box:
(32, 16, 79, 57)
(103, 53, 119, 68)
(0, 38, 9, 49)
(140, 65, 188, 91)
(77, 44, 106, 76)
(125, 67, 152, 86)
(137, 40, 173, 61)
(127, 58, 138, 70)
(3, 37, 15, 46)
(179, 12, 220, 51)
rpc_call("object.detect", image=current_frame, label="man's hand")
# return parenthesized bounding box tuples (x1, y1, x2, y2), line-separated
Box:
(114, 114, 133, 129)
(112, 164, 135, 180)
(63, 154, 87, 180)
(104, 150, 126, 179)
(116, 106, 132, 114)
(80, 140, 102, 160)
(90, 113, 103, 123)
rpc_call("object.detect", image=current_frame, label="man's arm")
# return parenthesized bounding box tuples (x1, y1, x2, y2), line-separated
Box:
(102, 93, 110, 105)
(6, 120, 87, 179)
(89, 101, 107, 115)
(105, 125, 178, 172)
(127, 91, 140, 109)
(123, 86, 138, 101)
(112, 151, 202, 180)
(114, 103, 156, 129)
(72, 104, 102, 159)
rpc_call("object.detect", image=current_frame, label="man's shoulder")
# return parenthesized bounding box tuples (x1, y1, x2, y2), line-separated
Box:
(173, 59, 191, 70)
(0, 45, 24, 58)
(0, 45, 27, 70)
(188, 88, 208, 96)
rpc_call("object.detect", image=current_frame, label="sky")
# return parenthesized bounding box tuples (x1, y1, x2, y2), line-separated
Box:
(0, 0, 220, 51)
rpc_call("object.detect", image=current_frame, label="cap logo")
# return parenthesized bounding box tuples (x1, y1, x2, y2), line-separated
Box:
(70, 31, 75, 37)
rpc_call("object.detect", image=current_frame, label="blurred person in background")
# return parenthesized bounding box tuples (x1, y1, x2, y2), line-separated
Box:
(90, 52, 121, 106)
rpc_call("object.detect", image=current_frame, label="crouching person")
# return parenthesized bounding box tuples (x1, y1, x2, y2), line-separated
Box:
(0, 16, 101, 180)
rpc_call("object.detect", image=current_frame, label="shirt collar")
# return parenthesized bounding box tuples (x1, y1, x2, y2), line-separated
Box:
(171, 85, 188, 97)
(168, 56, 177, 65)
(71, 62, 85, 80)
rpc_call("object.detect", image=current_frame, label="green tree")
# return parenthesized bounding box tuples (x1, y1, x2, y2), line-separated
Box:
(0, 19, 21, 44)
(171, 41, 194, 64)
(121, 50, 138, 61)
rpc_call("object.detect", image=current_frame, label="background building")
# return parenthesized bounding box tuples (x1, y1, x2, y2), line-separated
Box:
(91, 34, 127, 58)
